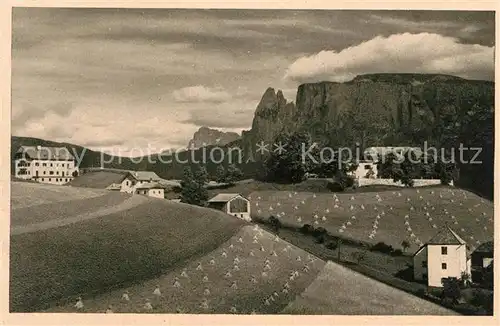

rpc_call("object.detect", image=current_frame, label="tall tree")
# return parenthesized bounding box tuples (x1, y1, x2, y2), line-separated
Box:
(215, 165, 226, 183)
(264, 132, 311, 184)
(180, 166, 208, 206)
(226, 164, 243, 184)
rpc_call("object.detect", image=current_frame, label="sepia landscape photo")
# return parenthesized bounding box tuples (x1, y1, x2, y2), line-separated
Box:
(9, 8, 495, 316)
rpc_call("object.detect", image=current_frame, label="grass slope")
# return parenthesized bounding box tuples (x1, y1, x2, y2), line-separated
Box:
(10, 197, 246, 312)
(11, 191, 131, 227)
(282, 261, 457, 315)
(45, 225, 325, 314)
(10, 181, 109, 210)
(250, 187, 493, 253)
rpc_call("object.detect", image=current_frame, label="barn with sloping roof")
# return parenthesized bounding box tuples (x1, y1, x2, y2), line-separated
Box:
(207, 193, 251, 222)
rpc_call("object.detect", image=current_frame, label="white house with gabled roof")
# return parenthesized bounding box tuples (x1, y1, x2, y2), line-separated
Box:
(120, 171, 163, 193)
(413, 226, 471, 287)
(207, 193, 251, 221)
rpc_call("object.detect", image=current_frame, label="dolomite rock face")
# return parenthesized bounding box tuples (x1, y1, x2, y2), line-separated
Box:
(243, 74, 493, 149)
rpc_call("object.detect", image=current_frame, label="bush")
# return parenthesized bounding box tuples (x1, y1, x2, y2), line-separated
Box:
(268, 215, 282, 233)
(416, 288, 427, 298)
(441, 277, 461, 305)
(391, 249, 403, 256)
(316, 234, 326, 244)
(300, 224, 314, 235)
(326, 241, 338, 250)
(470, 289, 494, 314)
(326, 181, 344, 192)
(370, 242, 394, 254)
(312, 226, 328, 238)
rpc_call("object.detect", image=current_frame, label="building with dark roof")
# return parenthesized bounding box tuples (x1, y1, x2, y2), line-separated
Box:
(413, 226, 471, 287)
(14, 145, 78, 185)
(470, 241, 494, 284)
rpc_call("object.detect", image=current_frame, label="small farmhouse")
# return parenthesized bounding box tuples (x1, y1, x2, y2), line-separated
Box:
(413, 226, 471, 288)
(207, 193, 251, 222)
(71, 168, 180, 199)
(135, 182, 166, 199)
(14, 145, 78, 185)
(121, 171, 163, 193)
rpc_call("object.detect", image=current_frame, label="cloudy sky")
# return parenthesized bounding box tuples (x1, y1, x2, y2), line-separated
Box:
(12, 9, 495, 156)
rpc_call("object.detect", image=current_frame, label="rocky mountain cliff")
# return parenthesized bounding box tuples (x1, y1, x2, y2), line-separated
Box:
(238, 73, 494, 197)
(187, 126, 240, 149)
(242, 74, 493, 148)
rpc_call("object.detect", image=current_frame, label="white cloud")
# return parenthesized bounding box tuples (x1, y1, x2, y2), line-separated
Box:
(172, 85, 232, 103)
(284, 33, 494, 83)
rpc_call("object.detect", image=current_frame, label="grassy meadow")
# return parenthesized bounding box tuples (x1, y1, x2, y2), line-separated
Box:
(10, 181, 487, 314)
(249, 186, 493, 253)
(10, 187, 246, 312)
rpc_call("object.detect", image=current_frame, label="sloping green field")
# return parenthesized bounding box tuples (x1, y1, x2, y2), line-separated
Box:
(250, 187, 493, 253)
(44, 225, 326, 314)
(10, 184, 246, 312)
(10, 181, 109, 209)
(10, 182, 467, 314)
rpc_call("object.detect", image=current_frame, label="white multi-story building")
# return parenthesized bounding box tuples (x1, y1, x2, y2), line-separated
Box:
(14, 145, 78, 185)
(413, 226, 471, 287)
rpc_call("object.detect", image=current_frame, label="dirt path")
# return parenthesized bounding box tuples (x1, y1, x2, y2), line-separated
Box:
(11, 195, 150, 236)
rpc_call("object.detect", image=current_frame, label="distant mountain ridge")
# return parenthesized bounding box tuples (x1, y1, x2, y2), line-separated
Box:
(187, 126, 240, 149)
(11, 73, 494, 199)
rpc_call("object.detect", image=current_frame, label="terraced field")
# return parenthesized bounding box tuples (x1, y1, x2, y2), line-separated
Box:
(250, 187, 493, 253)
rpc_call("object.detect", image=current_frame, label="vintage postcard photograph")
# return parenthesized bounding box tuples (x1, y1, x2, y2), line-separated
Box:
(7, 4, 496, 320)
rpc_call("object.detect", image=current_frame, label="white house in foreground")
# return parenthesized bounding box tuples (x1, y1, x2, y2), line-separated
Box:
(14, 145, 78, 185)
(207, 193, 251, 222)
(413, 226, 471, 287)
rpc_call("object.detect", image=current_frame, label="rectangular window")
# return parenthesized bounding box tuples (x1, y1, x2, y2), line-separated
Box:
(441, 246, 448, 255)
(49, 178, 51, 182)
(50, 163, 53, 167)
(442, 263, 447, 270)
(35, 163, 39, 166)
(49, 171, 54, 175)
(43, 163, 47, 167)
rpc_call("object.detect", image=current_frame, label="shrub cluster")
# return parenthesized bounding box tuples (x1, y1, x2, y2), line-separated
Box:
(370, 242, 404, 256)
